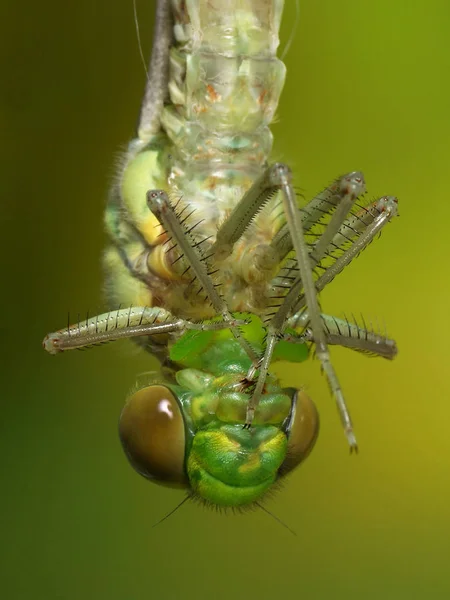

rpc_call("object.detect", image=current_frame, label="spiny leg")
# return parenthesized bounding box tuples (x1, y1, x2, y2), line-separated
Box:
(290, 196, 399, 316)
(210, 170, 365, 287)
(286, 171, 367, 294)
(263, 173, 369, 327)
(285, 313, 398, 360)
(273, 194, 398, 327)
(147, 190, 258, 364)
(249, 194, 398, 428)
(270, 172, 366, 263)
(268, 195, 398, 337)
(249, 194, 398, 443)
(253, 164, 362, 449)
(43, 306, 246, 354)
(209, 164, 285, 270)
(209, 170, 366, 290)
(309, 173, 365, 263)
(211, 163, 367, 447)
(245, 170, 397, 450)
(252, 196, 398, 397)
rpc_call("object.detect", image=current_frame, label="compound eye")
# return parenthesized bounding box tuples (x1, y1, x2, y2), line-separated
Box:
(279, 389, 320, 476)
(119, 385, 188, 487)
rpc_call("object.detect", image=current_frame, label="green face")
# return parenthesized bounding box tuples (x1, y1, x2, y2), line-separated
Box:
(118, 323, 319, 507)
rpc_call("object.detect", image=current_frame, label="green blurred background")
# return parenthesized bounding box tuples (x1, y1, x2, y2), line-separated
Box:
(2, 1, 450, 598)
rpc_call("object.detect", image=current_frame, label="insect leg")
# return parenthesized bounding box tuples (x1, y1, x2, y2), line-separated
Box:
(290, 196, 399, 316)
(246, 194, 398, 441)
(271, 171, 366, 262)
(285, 313, 398, 360)
(211, 169, 365, 287)
(309, 172, 365, 263)
(245, 164, 359, 449)
(43, 306, 245, 354)
(44, 307, 185, 353)
(209, 164, 299, 288)
(147, 190, 258, 363)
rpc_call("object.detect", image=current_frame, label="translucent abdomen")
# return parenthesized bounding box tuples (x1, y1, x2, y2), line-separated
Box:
(163, 0, 286, 166)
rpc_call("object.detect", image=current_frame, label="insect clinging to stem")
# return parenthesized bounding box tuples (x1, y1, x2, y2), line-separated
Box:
(43, 0, 398, 509)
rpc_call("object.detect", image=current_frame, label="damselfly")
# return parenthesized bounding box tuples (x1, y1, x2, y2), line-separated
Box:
(43, 0, 398, 508)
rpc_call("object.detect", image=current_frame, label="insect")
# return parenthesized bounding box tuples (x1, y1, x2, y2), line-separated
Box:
(43, 0, 398, 509)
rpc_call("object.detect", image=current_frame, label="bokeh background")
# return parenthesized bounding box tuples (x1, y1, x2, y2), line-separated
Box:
(2, 1, 450, 598)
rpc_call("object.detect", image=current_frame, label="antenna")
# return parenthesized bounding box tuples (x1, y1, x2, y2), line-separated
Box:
(152, 494, 191, 528)
(256, 502, 297, 536)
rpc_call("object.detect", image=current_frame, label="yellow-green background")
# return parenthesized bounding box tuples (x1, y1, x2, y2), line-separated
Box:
(2, 1, 450, 598)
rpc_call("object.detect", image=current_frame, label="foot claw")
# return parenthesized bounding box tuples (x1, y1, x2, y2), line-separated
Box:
(346, 430, 358, 453)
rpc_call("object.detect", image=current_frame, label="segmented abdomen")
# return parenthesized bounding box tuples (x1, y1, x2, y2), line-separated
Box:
(163, 0, 286, 166)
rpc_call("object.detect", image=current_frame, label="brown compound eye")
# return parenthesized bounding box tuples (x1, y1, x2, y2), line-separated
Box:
(279, 388, 320, 477)
(119, 385, 188, 488)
